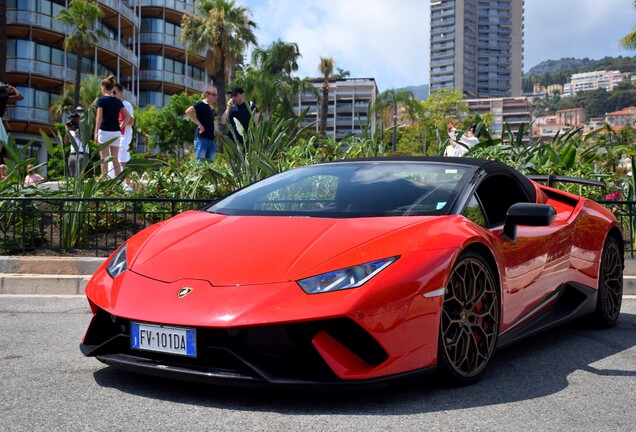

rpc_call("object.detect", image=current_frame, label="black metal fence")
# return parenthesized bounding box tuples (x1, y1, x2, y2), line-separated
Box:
(598, 200, 636, 259)
(0, 197, 635, 258)
(0, 197, 209, 257)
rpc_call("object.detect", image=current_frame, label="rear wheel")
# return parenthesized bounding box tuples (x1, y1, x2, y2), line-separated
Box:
(593, 236, 623, 328)
(438, 251, 499, 385)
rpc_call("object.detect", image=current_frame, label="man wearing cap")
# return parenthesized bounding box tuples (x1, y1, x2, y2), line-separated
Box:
(220, 87, 259, 144)
(185, 86, 218, 162)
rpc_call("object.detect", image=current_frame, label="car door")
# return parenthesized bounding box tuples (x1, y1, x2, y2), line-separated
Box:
(471, 174, 572, 331)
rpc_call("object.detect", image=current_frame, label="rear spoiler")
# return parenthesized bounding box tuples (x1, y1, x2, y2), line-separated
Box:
(528, 175, 605, 189)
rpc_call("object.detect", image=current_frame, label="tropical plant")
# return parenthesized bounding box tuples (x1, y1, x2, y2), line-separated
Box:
(49, 75, 102, 121)
(220, 108, 314, 188)
(233, 39, 316, 119)
(180, 0, 258, 113)
(620, 2, 636, 50)
(318, 57, 334, 136)
(135, 159, 222, 200)
(136, 92, 199, 163)
(0, 135, 49, 252)
(55, 0, 104, 110)
(418, 88, 470, 155)
(374, 88, 421, 153)
(333, 68, 350, 79)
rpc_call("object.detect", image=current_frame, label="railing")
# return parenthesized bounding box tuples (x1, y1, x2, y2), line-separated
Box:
(0, 197, 635, 258)
(599, 200, 636, 259)
(0, 198, 208, 257)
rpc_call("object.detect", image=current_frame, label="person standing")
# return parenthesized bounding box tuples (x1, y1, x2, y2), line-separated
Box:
(444, 123, 467, 157)
(66, 120, 88, 177)
(220, 87, 259, 144)
(185, 86, 218, 162)
(459, 125, 480, 151)
(94, 75, 131, 177)
(0, 83, 24, 163)
(114, 83, 135, 182)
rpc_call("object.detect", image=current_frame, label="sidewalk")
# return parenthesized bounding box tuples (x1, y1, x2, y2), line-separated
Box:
(0, 255, 635, 296)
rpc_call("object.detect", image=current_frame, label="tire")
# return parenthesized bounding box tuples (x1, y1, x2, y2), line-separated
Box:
(438, 250, 499, 386)
(593, 236, 623, 328)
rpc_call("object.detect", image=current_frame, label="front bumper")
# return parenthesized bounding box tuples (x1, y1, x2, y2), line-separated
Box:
(80, 306, 435, 388)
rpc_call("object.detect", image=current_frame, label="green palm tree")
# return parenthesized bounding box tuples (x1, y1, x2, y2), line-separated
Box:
(50, 75, 102, 121)
(374, 89, 421, 153)
(251, 39, 301, 77)
(180, 0, 258, 112)
(56, 0, 104, 110)
(318, 57, 334, 136)
(235, 39, 315, 119)
(333, 68, 350, 79)
(621, 1, 636, 49)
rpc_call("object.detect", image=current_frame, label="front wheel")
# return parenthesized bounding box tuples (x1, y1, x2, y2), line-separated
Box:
(437, 251, 499, 385)
(593, 236, 623, 328)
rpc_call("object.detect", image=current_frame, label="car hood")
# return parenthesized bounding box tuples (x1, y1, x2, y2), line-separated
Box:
(129, 210, 430, 285)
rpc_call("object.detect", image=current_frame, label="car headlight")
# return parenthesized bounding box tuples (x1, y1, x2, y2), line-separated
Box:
(297, 257, 397, 294)
(106, 244, 128, 278)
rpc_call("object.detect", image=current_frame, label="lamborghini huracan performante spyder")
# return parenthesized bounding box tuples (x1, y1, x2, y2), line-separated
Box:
(80, 157, 624, 387)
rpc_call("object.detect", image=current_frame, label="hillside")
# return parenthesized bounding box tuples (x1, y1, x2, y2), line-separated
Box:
(525, 55, 636, 77)
(397, 84, 430, 101)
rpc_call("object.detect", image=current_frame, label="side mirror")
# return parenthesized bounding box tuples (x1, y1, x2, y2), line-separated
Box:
(502, 203, 556, 242)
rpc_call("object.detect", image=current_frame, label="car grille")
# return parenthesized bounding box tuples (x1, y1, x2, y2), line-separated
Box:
(81, 307, 388, 384)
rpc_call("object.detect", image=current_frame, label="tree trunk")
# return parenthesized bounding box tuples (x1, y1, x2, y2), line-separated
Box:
(320, 84, 329, 136)
(74, 48, 83, 111)
(391, 103, 398, 153)
(216, 57, 227, 134)
(0, 0, 6, 82)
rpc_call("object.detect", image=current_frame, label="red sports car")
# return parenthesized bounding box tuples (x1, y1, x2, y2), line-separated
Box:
(80, 157, 624, 387)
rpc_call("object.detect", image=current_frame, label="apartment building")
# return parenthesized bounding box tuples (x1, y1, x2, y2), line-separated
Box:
(556, 107, 586, 126)
(465, 96, 531, 142)
(4, 0, 209, 164)
(605, 108, 636, 127)
(563, 70, 630, 97)
(430, 0, 524, 98)
(292, 78, 379, 140)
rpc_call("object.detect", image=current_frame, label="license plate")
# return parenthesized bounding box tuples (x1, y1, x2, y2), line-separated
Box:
(130, 322, 196, 357)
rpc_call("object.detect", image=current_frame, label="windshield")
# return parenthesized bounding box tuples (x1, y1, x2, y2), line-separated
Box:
(207, 161, 475, 217)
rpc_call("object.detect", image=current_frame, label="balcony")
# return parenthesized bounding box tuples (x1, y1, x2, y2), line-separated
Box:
(138, 0, 196, 14)
(6, 58, 75, 83)
(98, 38, 138, 66)
(7, 10, 69, 34)
(4, 106, 52, 126)
(137, 70, 206, 93)
(139, 32, 186, 51)
(99, 0, 139, 27)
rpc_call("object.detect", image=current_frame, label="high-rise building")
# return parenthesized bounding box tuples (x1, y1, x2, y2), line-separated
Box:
(293, 78, 379, 140)
(430, 0, 524, 98)
(4, 0, 209, 165)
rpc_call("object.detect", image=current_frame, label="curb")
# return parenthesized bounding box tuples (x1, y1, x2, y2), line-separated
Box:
(0, 256, 104, 295)
(0, 256, 635, 295)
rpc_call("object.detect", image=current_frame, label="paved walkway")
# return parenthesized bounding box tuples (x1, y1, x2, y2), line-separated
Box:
(0, 255, 635, 295)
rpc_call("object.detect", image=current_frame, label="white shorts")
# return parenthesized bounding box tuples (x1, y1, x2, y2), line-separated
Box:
(98, 130, 121, 147)
(118, 136, 132, 163)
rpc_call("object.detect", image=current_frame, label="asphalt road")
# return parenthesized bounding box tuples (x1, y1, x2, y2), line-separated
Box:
(1, 295, 636, 432)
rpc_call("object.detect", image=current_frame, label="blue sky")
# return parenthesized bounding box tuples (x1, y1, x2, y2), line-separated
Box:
(241, 0, 636, 91)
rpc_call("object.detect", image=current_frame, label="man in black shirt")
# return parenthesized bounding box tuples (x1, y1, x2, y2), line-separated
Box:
(0, 83, 24, 163)
(185, 86, 218, 162)
(220, 87, 259, 144)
